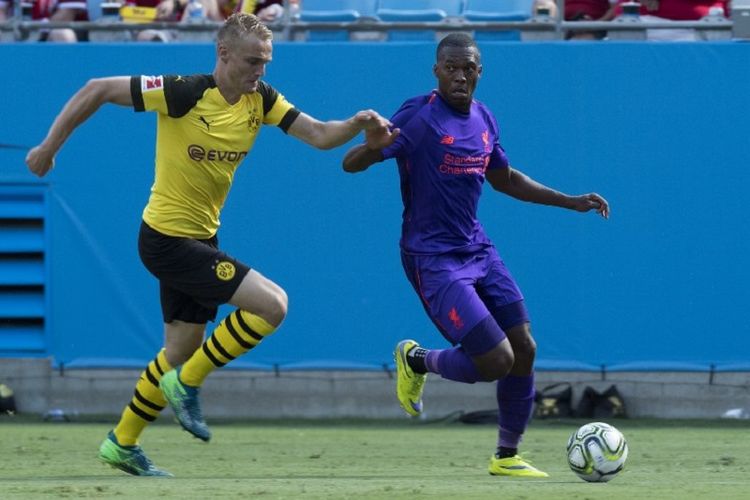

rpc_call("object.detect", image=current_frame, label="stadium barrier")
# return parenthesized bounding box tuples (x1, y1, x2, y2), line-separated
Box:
(1, 0, 748, 42)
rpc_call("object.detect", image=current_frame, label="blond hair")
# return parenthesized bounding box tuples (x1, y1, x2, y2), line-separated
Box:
(218, 13, 273, 46)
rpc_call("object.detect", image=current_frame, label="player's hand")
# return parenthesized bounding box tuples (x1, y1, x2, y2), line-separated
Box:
(352, 109, 392, 131)
(365, 126, 400, 151)
(26, 145, 56, 178)
(572, 193, 609, 219)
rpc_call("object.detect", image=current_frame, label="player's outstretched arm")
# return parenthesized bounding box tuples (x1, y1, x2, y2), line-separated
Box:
(287, 109, 391, 151)
(26, 77, 133, 178)
(486, 167, 610, 219)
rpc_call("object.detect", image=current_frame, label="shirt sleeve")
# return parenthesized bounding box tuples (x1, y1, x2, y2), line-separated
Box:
(487, 144, 509, 170)
(131, 75, 169, 114)
(382, 100, 428, 160)
(131, 74, 214, 118)
(486, 110, 509, 170)
(257, 81, 300, 133)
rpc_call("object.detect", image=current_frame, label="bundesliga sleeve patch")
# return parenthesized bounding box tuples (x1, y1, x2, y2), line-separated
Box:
(141, 75, 164, 93)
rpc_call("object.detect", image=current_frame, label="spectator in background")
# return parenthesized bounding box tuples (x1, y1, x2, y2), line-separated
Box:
(565, 0, 617, 39)
(122, 0, 185, 41)
(614, 0, 729, 40)
(114, 0, 288, 28)
(48, 0, 89, 41)
(532, 0, 618, 40)
(235, 0, 285, 22)
(0, 0, 73, 41)
(566, 0, 618, 22)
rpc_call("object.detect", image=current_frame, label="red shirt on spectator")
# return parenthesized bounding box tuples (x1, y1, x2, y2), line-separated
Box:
(566, 0, 614, 20)
(55, 0, 89, 20)
(615, 0, 729, 20)
(0, 0, 57, 19)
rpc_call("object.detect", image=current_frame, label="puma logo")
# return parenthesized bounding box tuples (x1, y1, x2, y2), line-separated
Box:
(199, 116, 212, 131)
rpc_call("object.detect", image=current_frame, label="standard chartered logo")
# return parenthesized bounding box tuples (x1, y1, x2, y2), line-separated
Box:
(187, 144, 247, 162)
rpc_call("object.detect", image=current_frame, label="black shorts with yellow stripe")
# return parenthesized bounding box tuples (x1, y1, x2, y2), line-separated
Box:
(138, 221, 251, 324)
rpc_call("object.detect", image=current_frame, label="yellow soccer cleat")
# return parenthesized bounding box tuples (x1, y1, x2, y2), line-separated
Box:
(488, 455, 549, 478)
(394, 339, 427, 417)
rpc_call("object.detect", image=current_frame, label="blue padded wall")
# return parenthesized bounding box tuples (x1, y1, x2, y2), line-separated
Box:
(1, 41, 748, 370)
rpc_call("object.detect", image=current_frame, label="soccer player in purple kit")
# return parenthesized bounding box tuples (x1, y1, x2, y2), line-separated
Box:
(342, 33, 609, 477)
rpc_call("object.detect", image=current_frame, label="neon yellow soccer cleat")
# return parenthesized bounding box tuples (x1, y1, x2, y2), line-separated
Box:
(488, 455, 549, 478)
(394, 339, 427, 417)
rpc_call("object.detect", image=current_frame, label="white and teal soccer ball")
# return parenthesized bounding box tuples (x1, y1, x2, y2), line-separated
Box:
(566, 422, 628, 482)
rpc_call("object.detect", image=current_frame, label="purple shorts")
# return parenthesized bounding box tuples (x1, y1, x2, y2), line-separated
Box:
(401, 245, 528, 352)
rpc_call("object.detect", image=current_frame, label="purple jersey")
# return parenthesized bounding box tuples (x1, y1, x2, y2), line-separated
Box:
(382, 91, 509, 255)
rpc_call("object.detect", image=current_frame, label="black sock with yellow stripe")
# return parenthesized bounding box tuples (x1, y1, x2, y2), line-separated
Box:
(113, 349, 172, 446)
(179, 309, 276, 387)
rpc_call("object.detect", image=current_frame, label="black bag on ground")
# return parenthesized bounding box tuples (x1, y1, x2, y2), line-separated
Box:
(575, 385, 600, 418)
(0, 383, 17, 415)
(594, 384, 627, 418)
(575, 384, 627, 418)
(534, 382, 573, 418)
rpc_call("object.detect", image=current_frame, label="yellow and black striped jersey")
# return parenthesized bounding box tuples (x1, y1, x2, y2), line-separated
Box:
(131, 74, 299, 239)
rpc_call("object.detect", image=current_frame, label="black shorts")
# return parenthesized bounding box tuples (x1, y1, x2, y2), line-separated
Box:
(138, 221, 251, 324)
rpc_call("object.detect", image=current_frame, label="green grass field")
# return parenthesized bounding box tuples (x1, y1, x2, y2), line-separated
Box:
(0, 418, 748, 499)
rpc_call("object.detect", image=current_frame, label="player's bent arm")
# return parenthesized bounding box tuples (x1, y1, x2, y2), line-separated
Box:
(44, 77, 134, 151)
(342, 144, 384, 173)
(26, 77, 133, 178)
(287, 110, 389, 151)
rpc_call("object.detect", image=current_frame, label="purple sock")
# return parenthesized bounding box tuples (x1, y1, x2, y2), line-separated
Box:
(424, 347, 482, 383)
(496, 373, 535, 450)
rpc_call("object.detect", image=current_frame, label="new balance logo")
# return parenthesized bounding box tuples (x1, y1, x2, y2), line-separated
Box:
(440, 135, 455, 145)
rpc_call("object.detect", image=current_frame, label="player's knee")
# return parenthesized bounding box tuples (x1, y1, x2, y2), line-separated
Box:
(515, 335, 536, 360)
(249, 287, 287, 330)
(266, 287, 288, 327)
(508, 326, 536, 367)
(477, 346, 514, 381)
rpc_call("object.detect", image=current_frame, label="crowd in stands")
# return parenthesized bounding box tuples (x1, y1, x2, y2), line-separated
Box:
(0, 0, 288, 41)
(535, 0, 731, 40)
(0, 0, 734, 42)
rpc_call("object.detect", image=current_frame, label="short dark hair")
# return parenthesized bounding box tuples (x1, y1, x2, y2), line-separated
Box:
(436, 33, 479, 60)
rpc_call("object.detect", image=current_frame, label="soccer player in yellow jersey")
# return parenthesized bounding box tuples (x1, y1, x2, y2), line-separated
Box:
(26, 13, 394, 477)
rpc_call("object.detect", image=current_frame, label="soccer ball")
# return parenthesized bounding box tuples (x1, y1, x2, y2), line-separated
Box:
(566, 422, 628, 482)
